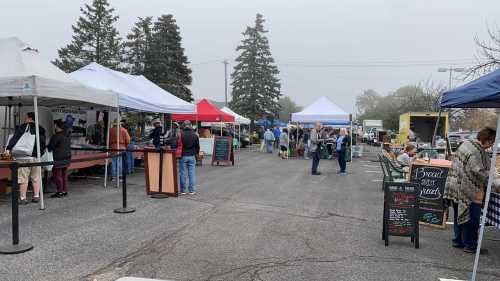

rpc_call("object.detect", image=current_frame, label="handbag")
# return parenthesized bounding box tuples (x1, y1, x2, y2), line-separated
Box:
(12, 125, 36, 157)
(41, 149, 53, 171)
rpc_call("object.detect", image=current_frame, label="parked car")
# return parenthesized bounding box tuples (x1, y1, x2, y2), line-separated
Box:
(448, 131, 477, 151)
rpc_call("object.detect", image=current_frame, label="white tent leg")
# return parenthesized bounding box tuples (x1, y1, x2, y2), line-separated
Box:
(33, 96, 44, 210)
(471, 113, 500, 281)
(350, 121, 353, 161)
(104, 109, 111, 188)
(116, 108, 120, 189)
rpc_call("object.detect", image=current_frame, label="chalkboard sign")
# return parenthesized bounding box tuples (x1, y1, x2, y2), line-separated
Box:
(410, 163, 449, 228)
(212, 136, 233, 166)
(383, 181, 419, 248)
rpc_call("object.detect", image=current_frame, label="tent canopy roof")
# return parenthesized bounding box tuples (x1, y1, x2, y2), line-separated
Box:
(221, 106, 251, 124)
(0, 37, 118, 108)
(70, 62, 195, 113)
(441, 68, 500, 109)
(172, 99, 235, 122)
(291, 96, 351, 123)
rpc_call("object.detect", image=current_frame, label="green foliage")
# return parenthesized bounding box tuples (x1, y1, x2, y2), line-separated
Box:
(53, 0, 123, 72)
(356, 83, 444, 130)
(146, 14, 193, 102)
(230, 13, 281, 122)
(125, 17, 153, 75)
(278, 96, 302, 121)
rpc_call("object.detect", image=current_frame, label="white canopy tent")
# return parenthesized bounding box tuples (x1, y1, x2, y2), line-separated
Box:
(70, 62, 195, 113)
(291, 96, 351, 124)
(291, 96, 353, 159)
(0, 37, 120, 209)
(221, 106, 251, 125)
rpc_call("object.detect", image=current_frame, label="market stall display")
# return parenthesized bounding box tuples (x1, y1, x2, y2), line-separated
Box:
(0, 37, 119, 209)
(440, 67, 500, 281)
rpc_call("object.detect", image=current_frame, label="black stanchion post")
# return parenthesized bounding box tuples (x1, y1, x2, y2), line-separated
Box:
(0, 163, 34, 254)
(114, 152, 135, 214)
(151, 147, 168, 199)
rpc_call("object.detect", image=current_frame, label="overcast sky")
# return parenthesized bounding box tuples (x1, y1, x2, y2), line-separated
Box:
(1, 0, 499, 113)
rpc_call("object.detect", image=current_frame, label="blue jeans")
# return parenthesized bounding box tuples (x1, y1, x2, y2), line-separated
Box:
(111, 156, 122, 178)
(453, 202, 481, 249)
(127, 143, 135, 174)
(312, 150, 320, 174)
(266, 140, 273, 153)
(179, 156, 196, 193)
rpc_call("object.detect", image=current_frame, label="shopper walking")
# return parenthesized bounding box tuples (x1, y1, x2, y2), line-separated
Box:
(48, 120, 71, 198)
(264, 128, 275, 153)
(273, 126, 281, 149)
(109, 120, 131, 181)
(336, 128, 351, 174)
(310, 122, 322, 175)
(179, 121, 200, 195)
(6, 112, 46, 204)
(279, 128, 289, 159)
(444, 127, 495, 254)
(258, 126, 265, 152)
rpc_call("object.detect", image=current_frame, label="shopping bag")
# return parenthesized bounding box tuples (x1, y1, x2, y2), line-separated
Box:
(346, 147, 352, 162)
(12, 125, 35, 157)
(41, 150, 53, 171)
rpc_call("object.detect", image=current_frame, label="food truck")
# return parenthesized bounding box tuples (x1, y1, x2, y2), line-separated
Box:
(398, 112, 448, 145)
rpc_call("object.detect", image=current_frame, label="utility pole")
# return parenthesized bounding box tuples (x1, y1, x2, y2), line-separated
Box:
(223, 59, 229, 106)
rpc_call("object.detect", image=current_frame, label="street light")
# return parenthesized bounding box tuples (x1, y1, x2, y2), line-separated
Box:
(438, 67, 465, 89)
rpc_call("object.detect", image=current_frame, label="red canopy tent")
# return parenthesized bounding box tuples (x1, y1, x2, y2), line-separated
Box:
(172, 99, 235, 122)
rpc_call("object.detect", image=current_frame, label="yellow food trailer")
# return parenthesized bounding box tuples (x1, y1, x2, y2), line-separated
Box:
(398, 112, 448, 145)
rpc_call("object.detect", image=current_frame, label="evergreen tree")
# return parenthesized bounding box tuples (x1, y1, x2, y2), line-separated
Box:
(125, 17, 153, 75)
(53, 0, 123, 72)
(230, 14, 281, 123)
(148, 15, 193, 102)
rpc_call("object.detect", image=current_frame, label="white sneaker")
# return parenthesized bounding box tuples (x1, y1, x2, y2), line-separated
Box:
(189, 192, 196, 195)
(180, 192, 187, 195)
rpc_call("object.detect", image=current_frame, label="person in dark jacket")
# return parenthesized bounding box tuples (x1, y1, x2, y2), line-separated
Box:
(179, 120, 200, 195)
(48, 120, 72, 198)
(149, 119, 163, 148)
(6, 112, 46, 204)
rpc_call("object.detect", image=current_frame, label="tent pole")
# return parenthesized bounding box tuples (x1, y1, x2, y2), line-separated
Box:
(431, 108, 442, 147)
(116, 107, 120, 189)
(104, 109, 111, 187)
(33, 95, 44, 210)
(3, 106, 7, 147)
(471, 112, 500, 281)
(238, 123, 241, 165)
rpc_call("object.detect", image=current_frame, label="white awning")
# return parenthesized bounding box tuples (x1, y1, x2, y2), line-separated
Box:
(70, 63, 195, 113)
(221, 106, 251, 124)
(0, 37, 118, 108)
(291, 96, 350, 123)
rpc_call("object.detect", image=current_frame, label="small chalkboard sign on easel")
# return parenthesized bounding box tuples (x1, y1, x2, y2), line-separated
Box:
(211, 136, 234, 166)
(383, 181, 419, 248)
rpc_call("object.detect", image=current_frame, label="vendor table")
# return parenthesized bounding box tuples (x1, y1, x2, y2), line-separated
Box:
(0, 153, 109, 180)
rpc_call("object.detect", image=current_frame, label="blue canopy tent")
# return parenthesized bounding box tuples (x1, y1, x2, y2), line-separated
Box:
(441, 69, 500, 281)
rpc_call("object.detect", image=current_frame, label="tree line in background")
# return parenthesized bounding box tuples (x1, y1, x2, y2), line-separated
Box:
(53, 0, 283, 122)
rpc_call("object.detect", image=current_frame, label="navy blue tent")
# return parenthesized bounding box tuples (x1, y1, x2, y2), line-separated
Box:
(441, 68, 500, 108)
(440, 69, 500, 281)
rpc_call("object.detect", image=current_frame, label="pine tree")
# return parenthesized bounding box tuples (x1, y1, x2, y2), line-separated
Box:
(53, 0, 123, 72)
(148, 14, 193, 102)
(230, 14, 281, 123)
(125, 17, 153, 75)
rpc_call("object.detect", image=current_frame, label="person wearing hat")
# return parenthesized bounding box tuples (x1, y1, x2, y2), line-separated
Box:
(149, 118, 164, 149)
(165, 122, 180, 149)
(178, 120, 200, 195)
(109, 119, 131, 181)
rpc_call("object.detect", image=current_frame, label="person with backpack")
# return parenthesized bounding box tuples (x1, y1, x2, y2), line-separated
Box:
(6, 112, 46, 204)
(263, 128, 275, 153)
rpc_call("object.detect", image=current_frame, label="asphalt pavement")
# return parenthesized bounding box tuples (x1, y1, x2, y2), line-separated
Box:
(0, 145, 499, 281)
